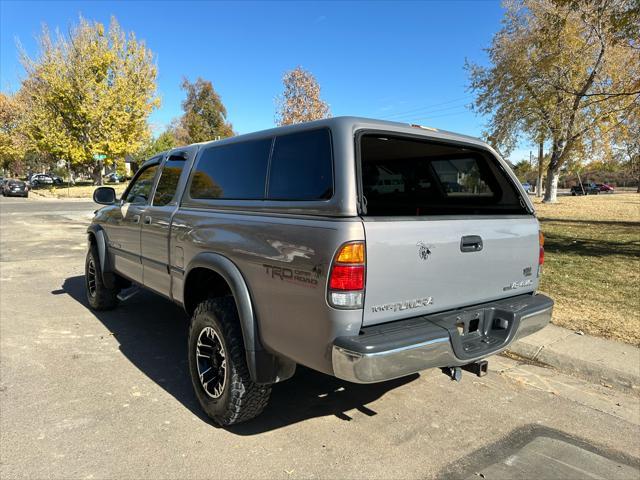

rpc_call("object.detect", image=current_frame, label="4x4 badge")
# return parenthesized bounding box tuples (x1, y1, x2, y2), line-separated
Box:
(417, 242, 432, 261)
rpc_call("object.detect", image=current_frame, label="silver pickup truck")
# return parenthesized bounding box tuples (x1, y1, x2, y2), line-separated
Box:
(87, 117, 553, 425)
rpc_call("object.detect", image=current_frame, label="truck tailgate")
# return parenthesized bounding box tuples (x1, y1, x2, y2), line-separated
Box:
(362, 216, 540, 326)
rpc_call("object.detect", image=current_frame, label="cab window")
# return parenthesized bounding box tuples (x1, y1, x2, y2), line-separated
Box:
(124, 164, 159, 205)
(153, 155, 186, 206)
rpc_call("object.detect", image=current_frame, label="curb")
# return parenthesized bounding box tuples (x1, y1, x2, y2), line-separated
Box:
(28, 190, 94, 202)
(506, 324, 640, 393)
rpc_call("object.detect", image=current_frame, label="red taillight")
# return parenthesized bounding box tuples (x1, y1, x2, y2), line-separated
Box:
(539, 231, 545, 266)
(328, 241, 366, 308)
(329, 265, 365, 291)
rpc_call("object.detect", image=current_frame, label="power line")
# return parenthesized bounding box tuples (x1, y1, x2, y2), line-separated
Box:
(367, 94, 474, 119)
(378, 107, 472, 124)
(383, 101, 473, 121)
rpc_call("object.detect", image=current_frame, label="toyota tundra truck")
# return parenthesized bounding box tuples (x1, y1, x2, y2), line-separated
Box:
(86, 117, 553, 426)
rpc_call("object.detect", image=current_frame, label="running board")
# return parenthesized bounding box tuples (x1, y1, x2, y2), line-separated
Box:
(117, 286, 140, 302)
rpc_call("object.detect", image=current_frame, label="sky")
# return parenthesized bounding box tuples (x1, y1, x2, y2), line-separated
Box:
(0, 0, 534, 161)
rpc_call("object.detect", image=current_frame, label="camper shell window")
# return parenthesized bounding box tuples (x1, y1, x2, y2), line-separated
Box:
(359, 134, 528, 216)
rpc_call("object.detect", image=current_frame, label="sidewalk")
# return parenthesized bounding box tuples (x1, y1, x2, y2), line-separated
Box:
(506, 324, 640, 393)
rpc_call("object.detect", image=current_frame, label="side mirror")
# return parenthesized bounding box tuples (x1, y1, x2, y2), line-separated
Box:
(93, 186, 117, 205)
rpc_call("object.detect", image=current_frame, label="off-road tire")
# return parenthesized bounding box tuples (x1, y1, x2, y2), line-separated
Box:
(85, 246, 118, 310)
(188, 298, 271, 426)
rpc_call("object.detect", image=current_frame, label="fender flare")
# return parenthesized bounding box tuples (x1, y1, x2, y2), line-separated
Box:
(86, 225, 116, 289)
(184, 252, 295, 384)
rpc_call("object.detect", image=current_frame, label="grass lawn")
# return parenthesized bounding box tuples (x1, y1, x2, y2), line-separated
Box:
(535, 193, 640, 346)
(30, 182, 128, 199)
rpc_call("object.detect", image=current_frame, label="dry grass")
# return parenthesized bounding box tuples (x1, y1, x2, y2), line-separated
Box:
(31, 183, 128, 199)
(534, 193, 640, 346)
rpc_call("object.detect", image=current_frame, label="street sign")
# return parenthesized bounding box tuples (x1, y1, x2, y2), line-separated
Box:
(93, 153, 107, 161)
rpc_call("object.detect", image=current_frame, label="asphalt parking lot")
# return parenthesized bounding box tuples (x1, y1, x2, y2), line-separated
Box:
(1, 195, 639, 479)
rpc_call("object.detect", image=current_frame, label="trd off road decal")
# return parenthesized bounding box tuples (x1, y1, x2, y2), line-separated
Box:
(263, 264, 322, 287)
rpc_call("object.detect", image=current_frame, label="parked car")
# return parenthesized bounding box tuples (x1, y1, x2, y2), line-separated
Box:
(104, 172, 125, 183)
(30, 174, 55, 186)
(521, 182, 532, 193)
(50, 174, 64, 185)
(87, 117, 553, 426)
(596, 183, 614, 193)
(570, 183, 599, 195)
(2, 179, 29, 197)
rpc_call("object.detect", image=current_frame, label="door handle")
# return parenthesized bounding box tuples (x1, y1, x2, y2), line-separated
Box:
(460, 235, 483, 252)
(132, 214, 140, 224)
(143, 216, 152, 225)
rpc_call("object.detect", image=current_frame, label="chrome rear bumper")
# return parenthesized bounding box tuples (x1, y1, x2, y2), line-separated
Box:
(332, 293, 553, 384)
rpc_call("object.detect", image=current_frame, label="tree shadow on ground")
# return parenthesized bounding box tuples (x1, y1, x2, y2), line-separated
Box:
(538, 217, 640, 228)
(543, 232, 640, 258)
(60, 275, 417, 435)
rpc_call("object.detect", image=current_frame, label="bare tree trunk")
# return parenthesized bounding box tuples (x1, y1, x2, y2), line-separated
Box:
(543, 166, 560, 203)
(92, 164, 103, 186)
(536, 140, 544, 198)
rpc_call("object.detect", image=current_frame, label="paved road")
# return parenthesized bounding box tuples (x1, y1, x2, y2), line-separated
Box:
(1, 195, 639, 479)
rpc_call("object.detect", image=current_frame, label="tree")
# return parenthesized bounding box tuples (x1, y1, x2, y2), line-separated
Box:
(19, 17, 160, 184)
(177, 77, 233, 143)
(512, 159, 536, 182)
(467, 0, 640, 202)
(0, 92, 26, 174)
(275, 66, 330, 126)
(136, 129, 178, 160)
(612, 107, 640, 191)
(128, 129, 178, 173)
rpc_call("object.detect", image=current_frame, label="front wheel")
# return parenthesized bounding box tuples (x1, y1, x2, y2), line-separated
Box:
(188, 298, 271, 426)
(85, 246, 118, 310)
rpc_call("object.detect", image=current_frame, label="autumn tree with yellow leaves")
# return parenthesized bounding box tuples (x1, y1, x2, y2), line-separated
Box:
(275, 67, 330, 126)
(0, 92, 26, 173)
(19, 17, 159, 184)
(467, 0, 639, 202)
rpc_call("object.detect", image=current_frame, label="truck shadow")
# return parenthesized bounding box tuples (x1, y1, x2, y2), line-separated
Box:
(60, 275, 417, 434)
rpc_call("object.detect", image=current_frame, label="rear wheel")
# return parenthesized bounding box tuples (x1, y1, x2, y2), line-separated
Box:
(85, 246, 118, 310)
(188, 298, 271, 426)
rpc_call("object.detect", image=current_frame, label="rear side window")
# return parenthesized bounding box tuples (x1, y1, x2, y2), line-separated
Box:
(189, 139, 271, 199)
(153, 155, 186, 206)
(268, 129, 333, 200)
(360, 134, 527, 216)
